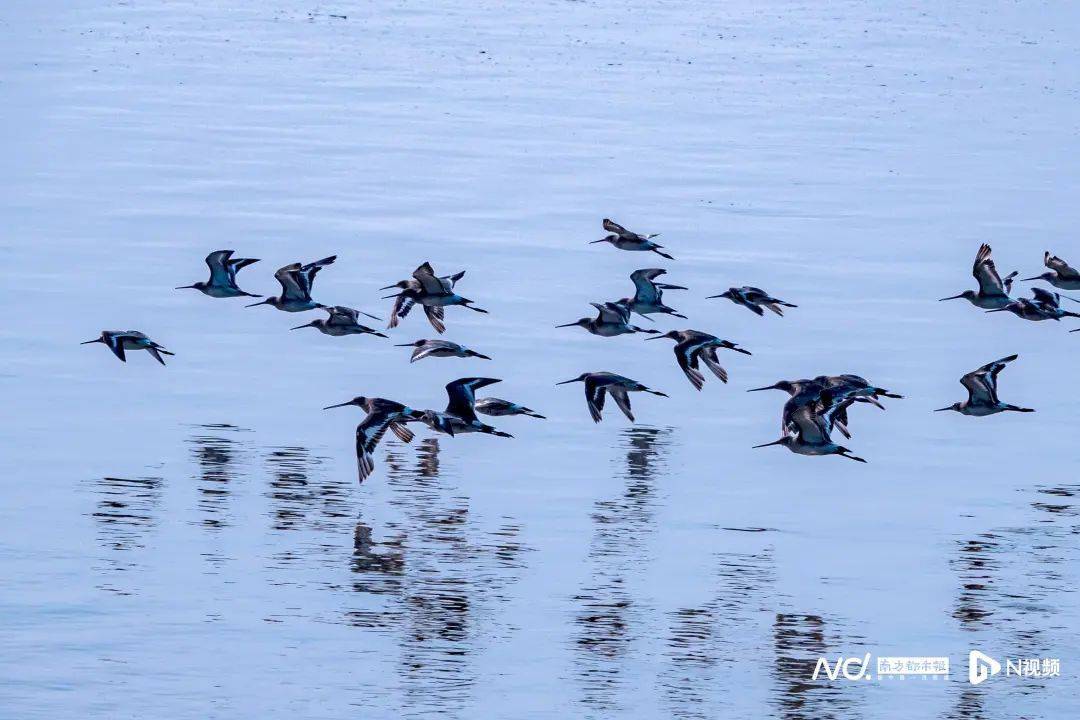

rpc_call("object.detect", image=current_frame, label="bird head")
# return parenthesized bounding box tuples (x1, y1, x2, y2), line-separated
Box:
(175, 282, 206, 291)
(290, 320, 320, 330)
(707, 289, 736, 301)
(590, 235, 617, 245)
(80, 334, 105, 345)
(394, 340, 424, 347)
(645, 330, 680, 341)
(752, 437, 792, 450)
(323, 396, 368, 410)
(246, 298, 273, 308)
(938, 290, 975, 302)
(747, 380, 794, 394)
(379, 280, 409, 291)
(934, 403, 962, 413)
(556, 373, 590, 385)
(555, 318, 589, 329)
(1020, 272, 1053, 283)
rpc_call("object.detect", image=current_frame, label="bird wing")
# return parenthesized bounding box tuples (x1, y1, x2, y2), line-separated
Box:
(294, 256, 336, 298)
(608, 387, 635, 422)
(585, 379, 607, 423)
(326, 305, 360, 325)
(788, 396, 834, 445)
(274, 263, 307, 301)
(972, 244, 1008, 296)
(474, 397, 509, 416)
(226, 256, 259, 281)
(423, 305, 446, 334)
(602, 218, 634, 239)
(1046, 251, 1080, 279)
(445, 377, 501, 423)
(675, 343, 705, 390)
(961, 355, 1016, 405)
(700, 346, 729, 383)
(388, 422, 415, 444)
(412, 262, 448, 295)
(629, 269, 663, 305)
(355, 409, 398, 483)
(410, 342, 446, 363)
(205, 250, 233, 285)
(104, 333, 127, 362)
(591, 302, 629, 324)
(1031, 288, 1061, 308)
(741, 287, 771, 303)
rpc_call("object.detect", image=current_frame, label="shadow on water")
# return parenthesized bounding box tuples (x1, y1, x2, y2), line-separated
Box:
(947, 483, 1080, 715)
(88, 475, 164, 593)
(185, 424, 250, 530)
(572, 426, 670, 714)
(345, 437, 530, 718)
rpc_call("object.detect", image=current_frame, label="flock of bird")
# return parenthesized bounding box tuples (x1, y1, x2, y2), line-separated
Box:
(81, 225, 1079, 481)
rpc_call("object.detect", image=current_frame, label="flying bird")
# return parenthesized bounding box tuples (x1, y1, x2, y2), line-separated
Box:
(81, 330, 175, 365)
(323, 396, 426, 483)
(708, 287, 797, 317)
(176, 250, 260, 298)
(935, 354, 1034, 416)
(247, 256, 337, 312)
(939, 243, 1017, 309)
(616, 269, 687, 320)
(384, 262, 487, 333)
(556, 372, 667, 423)
(591, 218, 674, 260)
(752, 389, 868, 463)
(646, 330, 751, 390)
(395, 339, 491, 362)
(383, 265, 465, 334)
(557, 302, 661, 337)
(474, 397, 546, 419)
(291, 305, 387, 337)
(1020, 251, 1080, 291)
(986, 288, 1080, 322)
(420, 378, 514, 437)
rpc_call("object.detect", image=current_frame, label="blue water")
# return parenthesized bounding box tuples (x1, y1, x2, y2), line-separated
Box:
(2, 1, 1078, 717)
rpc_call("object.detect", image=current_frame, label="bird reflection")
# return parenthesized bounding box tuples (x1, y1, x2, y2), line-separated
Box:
(573, 426, 670, 713)
(89, 475, 164, 591)
(343, 436, 530, 716)
(771, 613, 860, 719)
(186, 424, 249, 529)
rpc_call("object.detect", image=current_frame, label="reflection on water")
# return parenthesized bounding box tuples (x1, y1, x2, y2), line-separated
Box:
(186, 424, 249, 529)
(573, 427, 670, 713)
(345, 437, 530, 717)
(771, 613, 863, 719)
(89, 475, 164, 593)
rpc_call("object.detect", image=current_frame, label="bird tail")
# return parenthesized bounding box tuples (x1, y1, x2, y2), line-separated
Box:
(1005, 405, 1035, 413)
(652, 248, 675, 260)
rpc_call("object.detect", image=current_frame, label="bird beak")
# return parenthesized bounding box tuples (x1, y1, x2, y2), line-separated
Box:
(290, 322, 314, 330)
(746, 384, 778, 392)
(705, 294, 725, 299)
(933, 406, 953, 412)
(938, 294, 964, 301)
(246, 299, 270, 307)
(381, 293, 402, 300)
(752, 439, 785, 449)
(984, 308, 1006, 313)
(732, 347, 752, 355)
(555, 379, 579, 385)
(175, 285, 196, 290)
(643, 335, 665, 340)
(323, 401, 352, 410)
(555, 322, 579, 328)
(1019, 276, 1041, 282)
(393, 343, 415, 347)
(378, 284, 396, 290)
(865, 397, 886, 410)
(589, 239, 607, 244)
(474, 353, 492, 360)
(80, 338, 102, 345)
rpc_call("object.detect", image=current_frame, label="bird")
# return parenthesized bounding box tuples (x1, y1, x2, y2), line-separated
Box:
(247, 256, 337, 312)
(176, 250, 260, 298)
(646, 330, 751, 390)
(556, 372, 668, 423)
(708, 286, 797, 317)
(290, 305, 387, 337)
(591, 218, 674, 260)
(395, 339, 491, 362)
(1020, 251, 1080, 290)
(323, 396, 426, 483)
(752, 389, 868, 463)
(420, 378, 514, 437)
(384, 262, 487, 333)
(748, 374, 900, 440)
(557, 302, 661, 337)
(474, 397, 546, 419)
(617, 269, 688, 320)
(986, 288, 1080, 322)
(382, 265, 465, 334)
(935, 354, 1034, 416)
(81, 330, 175, 365)
(939, 243, 1018, 309)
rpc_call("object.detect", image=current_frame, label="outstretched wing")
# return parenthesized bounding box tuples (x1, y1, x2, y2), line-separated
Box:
(1031, 288, 1061, 308)
(585, 381, 607, 423)
(591, 302, 629, 324)
(972, 244, 1008, 297)
(423, 305, 446, 334)
(295, 256, 336, 298)
(326, 305, 360, 325)
(205, 250, 234, 285)
(1046, 251, 1080, 279)
(608, 388, 635, 422)
(445, 377, 501, 423)
(412, 262, 448, 295)
(961, 354, 1016, 406)
(274, 263, 307, 301)
(602, 218, 632, 238)
(676, 344, 705, 390)
(630, 269, 663, 305)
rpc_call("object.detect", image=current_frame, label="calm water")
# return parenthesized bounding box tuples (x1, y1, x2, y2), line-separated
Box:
(2, 1, 1079, 717)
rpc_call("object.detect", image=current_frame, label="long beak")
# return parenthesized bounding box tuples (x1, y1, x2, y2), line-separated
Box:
(1019, 276, 1041, 282)
(705, 294, 724, 299)
(589, 239, 607, 244)
(933, 406, 953, 412)
(555, 322, 579, 328)
(985, 308, 1006, 313)
(80, 338, 102, 345)
(752, 439, 785, 449)
(644, 335, 666, 340)
(732, 347, 752, 355)
(381, 293, 402, 300)
(290, 322, 314, 330)
(246, 299, 270, 307)
(747, 384, 778, 392)
(323, 401, 352, 410)
(1061, 294, 1080, 304)
(938, 294, 964, 301)
(862, 397, 886, 410)
(659, 284, 688, 290)
(175, 285, 196, 290)
(393, 342, 415, 347)
(378, 284, 397, 291)
(555, 379, 580, 385)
